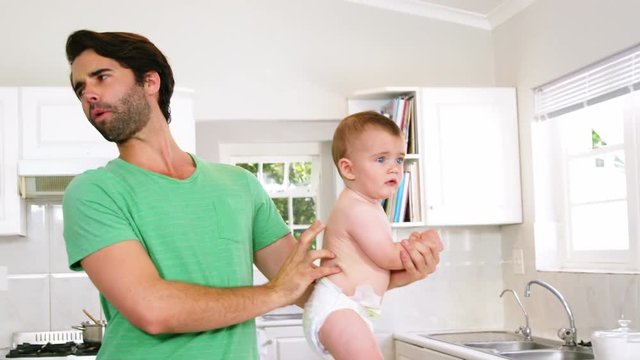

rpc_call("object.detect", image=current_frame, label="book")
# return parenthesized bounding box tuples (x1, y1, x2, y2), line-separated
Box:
(406, 162, 421, 222)
(397, 171, 411, 222)
(393, 172, 410, 222)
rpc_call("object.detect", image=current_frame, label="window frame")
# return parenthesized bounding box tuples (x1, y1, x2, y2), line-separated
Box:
(533, 91, 640, 273)
(219, 142, 322, 237)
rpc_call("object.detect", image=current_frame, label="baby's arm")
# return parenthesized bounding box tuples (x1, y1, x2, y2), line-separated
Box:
(347, 203, 404, 270)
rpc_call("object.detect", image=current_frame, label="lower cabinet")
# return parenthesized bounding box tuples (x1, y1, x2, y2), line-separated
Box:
(257, 324, 394, 360)
(257, 325, 320, 360)
(395, 341, 463, 360)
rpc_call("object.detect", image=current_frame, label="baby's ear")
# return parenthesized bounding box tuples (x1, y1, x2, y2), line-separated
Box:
(338, 158, 355, 181)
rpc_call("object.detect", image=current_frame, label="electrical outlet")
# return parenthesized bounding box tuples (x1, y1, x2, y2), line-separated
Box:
(0, 266, 7, 291)
(512, 249, 525, 275)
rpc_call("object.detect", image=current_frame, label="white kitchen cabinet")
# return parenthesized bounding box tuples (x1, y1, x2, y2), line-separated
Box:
(258, 325, 320, 360)
(421, 88, 521, 225)
(348, 87, 522, 226)
(395, 341, 463, 360)
(19, 87, 195, 162)
(0, 88, 25, 235)
(258, 324, 393, 360)
(20, 87, 118, 161)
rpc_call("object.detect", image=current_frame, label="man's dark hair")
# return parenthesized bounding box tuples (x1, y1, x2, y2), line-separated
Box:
(66, 30, 175, 123)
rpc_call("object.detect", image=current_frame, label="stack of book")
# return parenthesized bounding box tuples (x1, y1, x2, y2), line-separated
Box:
(382, 162, 421, 223)
(380, 95, 417, 154)
(380, 94, 421, 223)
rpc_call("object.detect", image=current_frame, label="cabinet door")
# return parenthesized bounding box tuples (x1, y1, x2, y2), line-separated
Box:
(20, 87, 196, 160)
(0, 88, 25, 235)
(20, 87, 118, 160)
(395, 341, 462, 360)
(421, 87, 522, 225)
(259, 325, 321, 360)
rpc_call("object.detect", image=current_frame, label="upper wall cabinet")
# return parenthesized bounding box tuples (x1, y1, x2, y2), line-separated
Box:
(0, 86, 195, 235)
(0, 88, 25, 235)
(19, 87, 195, 162)
(20, 87, 119, 161)
(348, 87, 522, 226)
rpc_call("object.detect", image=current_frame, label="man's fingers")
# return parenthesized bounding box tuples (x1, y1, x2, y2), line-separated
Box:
(313, 264, 341, 279)
(399, 248, 415, 272)
(307, 248, 336, 262)
(297, 221, 325, 249)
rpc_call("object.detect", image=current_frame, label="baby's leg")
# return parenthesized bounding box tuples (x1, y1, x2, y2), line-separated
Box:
(318, 309, 383, 360)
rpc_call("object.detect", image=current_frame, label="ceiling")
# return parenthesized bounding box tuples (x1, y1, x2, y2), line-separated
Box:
(345, 0, 536, 30)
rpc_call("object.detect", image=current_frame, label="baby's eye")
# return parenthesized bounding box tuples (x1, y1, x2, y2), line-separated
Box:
(375, 156, 386, 163)
(396, 158, 405, 165)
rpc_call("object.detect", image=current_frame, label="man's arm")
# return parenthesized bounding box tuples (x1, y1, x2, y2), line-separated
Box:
(254, 221, 340, 307)
(81, 222, 338, 334)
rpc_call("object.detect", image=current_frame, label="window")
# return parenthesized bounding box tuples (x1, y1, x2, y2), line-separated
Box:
(235, 157, 318, 241)
(219, 143, 322, 243)
(532, 45, 640, 272)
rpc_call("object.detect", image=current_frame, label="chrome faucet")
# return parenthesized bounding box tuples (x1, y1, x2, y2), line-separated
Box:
(500, 289, 532, 341)
(500, 289, 533, 341)
(524, 280, 577, 346)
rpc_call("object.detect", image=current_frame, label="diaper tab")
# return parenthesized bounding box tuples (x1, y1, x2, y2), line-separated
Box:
(350, 284, 382, 318)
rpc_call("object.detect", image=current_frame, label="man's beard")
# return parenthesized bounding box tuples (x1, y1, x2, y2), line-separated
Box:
(90, 84, 152, 144)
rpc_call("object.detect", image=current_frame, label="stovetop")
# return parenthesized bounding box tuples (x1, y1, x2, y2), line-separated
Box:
(5, 342, 99, 358)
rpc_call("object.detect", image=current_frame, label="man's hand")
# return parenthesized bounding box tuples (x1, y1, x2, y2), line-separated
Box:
(388, 229, 444, 289)
(264, 221, 341, 306)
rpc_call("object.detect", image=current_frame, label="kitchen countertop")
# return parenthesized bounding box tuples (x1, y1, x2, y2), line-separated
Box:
(255, 313, 303, 328)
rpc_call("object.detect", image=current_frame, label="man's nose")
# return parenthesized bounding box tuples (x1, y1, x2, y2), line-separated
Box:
(82, 86, 99, 103)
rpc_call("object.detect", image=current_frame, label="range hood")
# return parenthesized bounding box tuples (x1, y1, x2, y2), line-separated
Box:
(18, 158, 111, 198)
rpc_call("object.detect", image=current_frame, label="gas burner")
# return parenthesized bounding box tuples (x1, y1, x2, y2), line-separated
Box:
(6, 341, 100, 358)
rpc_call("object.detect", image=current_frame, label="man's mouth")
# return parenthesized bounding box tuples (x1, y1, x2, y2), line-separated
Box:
(90, 108, 110, 122)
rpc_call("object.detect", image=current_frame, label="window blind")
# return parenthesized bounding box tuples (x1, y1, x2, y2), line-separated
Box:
(534, 43, 640, 120)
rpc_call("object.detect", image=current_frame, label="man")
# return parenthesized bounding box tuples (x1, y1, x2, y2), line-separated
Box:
(63, 29, 443, 359)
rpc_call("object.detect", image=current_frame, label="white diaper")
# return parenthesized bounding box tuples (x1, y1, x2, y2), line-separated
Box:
(303, 278, 382, 358)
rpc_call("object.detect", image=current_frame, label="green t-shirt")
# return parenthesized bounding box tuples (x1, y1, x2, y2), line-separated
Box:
(63, 154, 290, 360)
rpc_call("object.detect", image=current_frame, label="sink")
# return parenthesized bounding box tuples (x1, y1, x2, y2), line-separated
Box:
(464, 340, 554, 352)
(500, 349, 594, 360)
(423, 330, 527, 343)
(420, 331, 594, 359)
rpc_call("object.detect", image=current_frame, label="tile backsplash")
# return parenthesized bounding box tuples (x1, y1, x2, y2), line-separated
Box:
(0, 202, 100, 348)
(0, 201, 507, 349)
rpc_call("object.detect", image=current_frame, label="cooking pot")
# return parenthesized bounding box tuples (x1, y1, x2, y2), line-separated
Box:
(592, 319, 640, 360)
(72, 321, 106, 344)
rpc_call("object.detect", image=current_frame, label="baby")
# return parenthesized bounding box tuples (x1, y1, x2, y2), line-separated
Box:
(303, 110, 411, 359)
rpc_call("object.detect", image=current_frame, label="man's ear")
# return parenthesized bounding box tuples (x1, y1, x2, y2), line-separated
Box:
(143, 71, 161, 95)
(338, 158, 355, 181)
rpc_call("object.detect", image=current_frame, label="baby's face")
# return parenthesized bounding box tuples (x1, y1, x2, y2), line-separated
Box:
(345, 127, 405, 201)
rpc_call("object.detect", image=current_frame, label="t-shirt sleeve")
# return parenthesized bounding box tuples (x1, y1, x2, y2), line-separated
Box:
(63, 173, 138, 271)
(245, 172, 290, 251)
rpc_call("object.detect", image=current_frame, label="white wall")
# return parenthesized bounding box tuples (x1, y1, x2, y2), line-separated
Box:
(0, 0, 495, 121)
(494, 0, 640, 341)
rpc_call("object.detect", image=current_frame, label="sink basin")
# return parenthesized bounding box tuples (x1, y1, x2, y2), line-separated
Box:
(423, 330, 527, 343)
(500, 349, 594, 360)
(464, 340, 554, 352)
